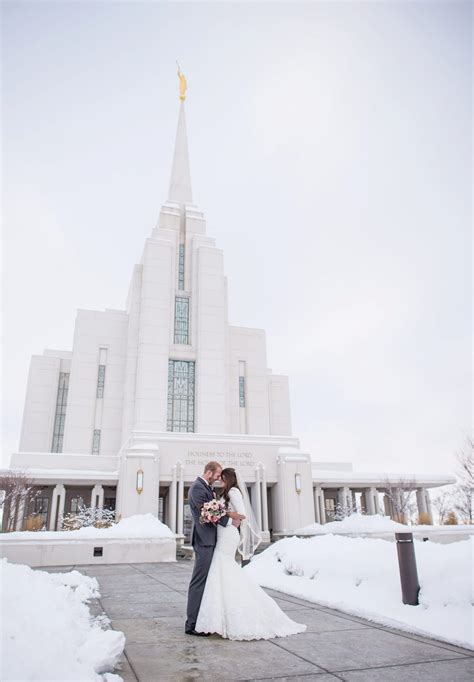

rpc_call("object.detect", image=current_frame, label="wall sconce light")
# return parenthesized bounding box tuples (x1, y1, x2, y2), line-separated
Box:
(294, 473, 302, 495)
(136, 469, 144, 495)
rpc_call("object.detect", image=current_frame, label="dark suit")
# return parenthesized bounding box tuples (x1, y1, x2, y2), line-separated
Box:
(185, 477, 230, 632)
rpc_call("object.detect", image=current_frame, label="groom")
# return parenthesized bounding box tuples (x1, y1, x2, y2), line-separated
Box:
(185, 461, 244, 635)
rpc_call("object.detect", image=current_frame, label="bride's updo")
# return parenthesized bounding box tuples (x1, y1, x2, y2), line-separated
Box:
(220, 468, 241, 505)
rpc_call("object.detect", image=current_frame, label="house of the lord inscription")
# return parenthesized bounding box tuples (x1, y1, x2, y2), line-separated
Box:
(185, 451, 255, 469)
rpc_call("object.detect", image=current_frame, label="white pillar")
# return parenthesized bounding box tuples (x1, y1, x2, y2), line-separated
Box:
(57, 485, 66, 529)
(177, 463, 184, 535)
(424, 489, 433, 523)
(313, 487, 321, 524)
(364, 488, 375, 515)
(90, 484, 104, 510)
(260, 465, 269, 532)
(338, 486, 351, 509)
(416, 488, 427, 517)
(319, 489, 326, 524)
(254, 466, 262, 531)
(49, 484, 66, 531)
(392, 489, 407, 523)
(383, 494, 392, 518)
(373, 488, 380, 514)
(352, 490, 357, 510)
(168, 466, 177, 533)
(15, 494, 27, 531)
(98, 485, 104, 508)
(91, 486, 97, 510)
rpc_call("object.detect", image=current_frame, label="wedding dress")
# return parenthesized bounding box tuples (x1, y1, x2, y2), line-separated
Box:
(195, 486, 306, 640)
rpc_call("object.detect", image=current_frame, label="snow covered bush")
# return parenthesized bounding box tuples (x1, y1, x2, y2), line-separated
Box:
(62, 505, 116, 531)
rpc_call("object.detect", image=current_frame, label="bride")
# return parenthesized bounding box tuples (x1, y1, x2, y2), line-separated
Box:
(195, 467, 306, 640)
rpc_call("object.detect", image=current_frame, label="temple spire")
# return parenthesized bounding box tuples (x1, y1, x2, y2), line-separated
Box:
(168, 69, 192, 204)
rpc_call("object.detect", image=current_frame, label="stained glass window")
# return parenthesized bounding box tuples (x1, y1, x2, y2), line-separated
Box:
(178, 243, 185, 290)
(51, 372, 69, 452)
(239, 376, 246, 407)
(174, 297, 190, 344)
(96, 364, 106, 398)
(167, 360, 195, 432)
(92, 429, 101, 454)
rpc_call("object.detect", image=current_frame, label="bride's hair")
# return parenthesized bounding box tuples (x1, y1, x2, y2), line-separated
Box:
(220, 467, 241, 505)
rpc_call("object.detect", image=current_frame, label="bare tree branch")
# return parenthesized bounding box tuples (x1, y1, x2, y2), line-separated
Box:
(452, 437, 474, 524)
(383, 477, 417, 524)
(0, 469, 37, 532)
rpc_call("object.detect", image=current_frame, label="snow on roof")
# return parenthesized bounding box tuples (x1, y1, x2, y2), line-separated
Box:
(311, 468, 455, 488)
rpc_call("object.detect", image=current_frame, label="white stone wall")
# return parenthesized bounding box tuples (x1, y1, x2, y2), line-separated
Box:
(62, 309, 128, 456)
(228, 326, 273, 435)
(194, 243, 228, 432)
(19, 352, 72, 452)
(268, 374, 292, 436)
(131, 235, 174, 433)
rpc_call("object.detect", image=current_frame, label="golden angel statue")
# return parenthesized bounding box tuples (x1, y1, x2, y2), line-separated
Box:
(177, 66, 187, 101)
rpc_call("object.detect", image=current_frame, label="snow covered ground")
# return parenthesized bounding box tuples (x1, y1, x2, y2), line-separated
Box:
(295, 513, 408, 534)
(0, 560, 125, 681)
(294, 514, 474, 544)
(246, 533, 473, 650)
(2, 513, 174, 541)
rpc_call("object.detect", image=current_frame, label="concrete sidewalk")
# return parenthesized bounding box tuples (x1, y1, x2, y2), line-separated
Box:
(69, 561, 472, 681)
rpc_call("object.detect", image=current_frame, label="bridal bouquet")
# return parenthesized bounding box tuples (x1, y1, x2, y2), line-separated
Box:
(199, 498, 228, 525)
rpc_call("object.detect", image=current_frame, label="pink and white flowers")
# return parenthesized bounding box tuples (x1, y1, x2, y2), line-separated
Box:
(200, 498, 228, 525)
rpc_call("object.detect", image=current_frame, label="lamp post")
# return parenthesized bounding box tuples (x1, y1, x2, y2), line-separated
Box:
(395, 532, 420, 605)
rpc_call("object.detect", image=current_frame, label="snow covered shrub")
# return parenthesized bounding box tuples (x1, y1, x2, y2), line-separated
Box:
(331, 501, 357, 521)
(61, 506, 116, 531)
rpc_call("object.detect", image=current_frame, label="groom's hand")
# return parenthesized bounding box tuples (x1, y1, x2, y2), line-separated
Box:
(228, 511, 245, 527)
(228, 512, 245, 521)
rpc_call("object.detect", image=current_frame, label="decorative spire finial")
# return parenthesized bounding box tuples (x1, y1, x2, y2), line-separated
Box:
(176, 62, 187, 101)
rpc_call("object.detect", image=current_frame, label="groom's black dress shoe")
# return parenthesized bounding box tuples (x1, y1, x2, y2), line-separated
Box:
(185, 629, 211, 636)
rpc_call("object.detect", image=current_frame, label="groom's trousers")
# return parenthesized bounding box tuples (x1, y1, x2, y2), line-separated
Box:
(185, 545, 215, 631)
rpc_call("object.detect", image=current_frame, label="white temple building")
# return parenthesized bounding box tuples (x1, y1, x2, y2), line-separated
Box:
(6, 82, 453, 537)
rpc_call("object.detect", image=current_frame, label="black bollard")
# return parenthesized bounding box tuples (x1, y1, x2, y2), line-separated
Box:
(395, 532, 420, 605)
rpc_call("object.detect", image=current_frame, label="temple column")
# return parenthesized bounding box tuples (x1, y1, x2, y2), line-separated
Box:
(383, 493, 392, 518)
(260, 465, 269, 533)
(177, 463, 184, 535)
(416, 488, 427, 518)
(49, 484, 66, 531)
(364, 488, 375, 515)
(424, 489, 433, 523)
(313, 487, 321, 524)
(253, 466, 263, 530)
(373, 488, 381, 514)
(90, 484, 104, 510)
(168, 465, 177, 533)
(338, 486, 351, 509)
(352, 490, 357, 511)
(15, 495, 26, 531)
(318, 489, 326, 524)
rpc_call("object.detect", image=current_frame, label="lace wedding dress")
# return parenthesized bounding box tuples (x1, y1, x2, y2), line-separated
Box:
(195, 487, 306, 640)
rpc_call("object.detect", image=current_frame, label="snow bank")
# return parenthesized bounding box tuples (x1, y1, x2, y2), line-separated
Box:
(0, 560, 125, 681)
(295, 513, 408, 534)
(3, 513, 174, 540)
(246, 534, 473, 650)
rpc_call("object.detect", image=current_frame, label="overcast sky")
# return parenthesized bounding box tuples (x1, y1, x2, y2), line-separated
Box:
(2, 1, 472, 474)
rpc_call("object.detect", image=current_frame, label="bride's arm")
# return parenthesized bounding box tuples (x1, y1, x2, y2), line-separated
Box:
(228, 487, 246, 517)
